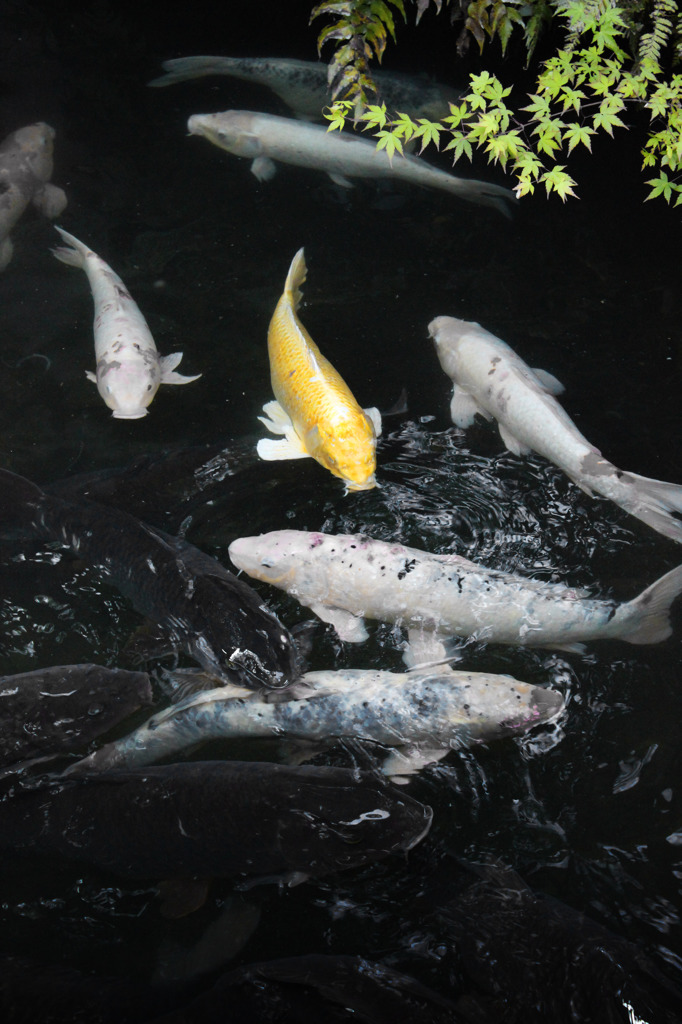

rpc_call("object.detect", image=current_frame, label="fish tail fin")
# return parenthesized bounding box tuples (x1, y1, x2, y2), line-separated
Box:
(51, 226, 89, 268)
(0, 468, 44, 531)
(148, 55, 240, 87)
(617, 564, 682, 644)
(611, 472, 682, 545)
(284, 248, 307, 310)
(445, 178, 518, 217)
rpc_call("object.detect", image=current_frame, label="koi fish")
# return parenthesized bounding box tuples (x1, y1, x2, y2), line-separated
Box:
(228, 529, 682, 655)
(69, 666, 564, 779)
(0, 761, 432, 883)
(257, 248, 381, 492)
(150, 55, 459, 122)
(0, 123, 67, 271)
(52, 227, 200, 419)
(187, 111, 516, 215)
(429, 316, 682, 544)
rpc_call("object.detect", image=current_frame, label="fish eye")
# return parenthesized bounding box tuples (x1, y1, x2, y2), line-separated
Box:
(261, 557, 274, 568)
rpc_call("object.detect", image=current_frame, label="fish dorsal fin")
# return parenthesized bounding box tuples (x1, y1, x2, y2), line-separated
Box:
(284, 248, 307, 310)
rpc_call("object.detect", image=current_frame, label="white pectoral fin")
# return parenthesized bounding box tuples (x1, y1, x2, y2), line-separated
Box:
(328, 172, 354, 188)
(498, 422, 532, 457)
(251, 156, 276, 182)
(310, 603, 368, 642)
(257, 400, 312, 460)
(258, 399, 293, 435)
(382, 745, 451, 783)
(160, 352, 202, 385)
(364, 406, 382, 437)
(450, 387, 490, 428)
(257, 436, 311, 461)
(33, 183, 68, 219)
(403, 630, 454, 669)
(85, 370, 97, 383)
(531, 367, 565, 395)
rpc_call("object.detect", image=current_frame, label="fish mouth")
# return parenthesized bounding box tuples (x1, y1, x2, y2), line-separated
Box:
(112, 409, 149, 420)
(344, 476, 377, 493)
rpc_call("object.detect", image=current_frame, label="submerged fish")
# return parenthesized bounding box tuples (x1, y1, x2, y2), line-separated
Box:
(0, 664, 152, 768)
(52, 227, 200, 419)
(150, 55, 459, 122)
(0, 761, 432, 883)
(187, 110, 516, 215)
(257, 248, 380, 492)
(429, 316, 682, 544)
(70, 666, 564, 779)
(0, 123, 67, 271)
(0, 469, 300, 688)
(228, 529, 682, 654)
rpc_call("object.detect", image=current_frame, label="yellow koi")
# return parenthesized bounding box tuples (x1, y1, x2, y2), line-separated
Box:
(257, 248, 381, 492)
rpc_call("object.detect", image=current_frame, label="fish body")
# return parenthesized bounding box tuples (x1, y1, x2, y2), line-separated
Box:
(0, 664, 152, 768)
(429, 316, 682, 544)
(150, 55, 459, 122)
(0, 123, 67, 271)
(228, 529, 682, 653)
(72, 666, 564, 778)
(187, 110, 516, 215)
(0, 469, 300, 688)
(52, 227, 200, 418)
(258, 248, 380, 491)
(0, 760, 432, 881)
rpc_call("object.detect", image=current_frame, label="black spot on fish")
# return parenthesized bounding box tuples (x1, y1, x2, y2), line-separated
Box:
(397, 558, 417, 581)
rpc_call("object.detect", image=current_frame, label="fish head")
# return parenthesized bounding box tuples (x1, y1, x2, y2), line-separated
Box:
(229, 529, 336, 598)
(96, 359, 161, 419)
(307, 414, 378, 492)
(6, 122, 56, 181)
(276, 767, 433, 874)
(428, 315, 473, 378)
(187, 112, 258, 158)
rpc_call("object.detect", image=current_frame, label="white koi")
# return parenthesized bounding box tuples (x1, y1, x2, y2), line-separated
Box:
(429, 316, 682, 544)
(52, 227, 200, 418)
(187, 110, 516, 215)
(0, 123, 67, 271)
(228, 529, 682, 655)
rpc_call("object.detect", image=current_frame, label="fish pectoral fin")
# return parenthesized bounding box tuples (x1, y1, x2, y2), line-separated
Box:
(364, 406, 382, 437)
(258, 399, 294, 435)
(328, 172, 354, 188)
(450, 387, 490, 428)
(251, 155, 277, 181)
(310, 603, 369, 643)
(33, 183, 68, 219)
(85, 370, 97, 383)
(403, 630, 455, 669)
(257, 436, 311, 461)
(160, 352, 202, 385)
(531, 367, 565, 395)
(382, 745, 451, 782)
(498, 422, 532, 457)
(541, 641, 588, 655)
(157, 878, 211, 919)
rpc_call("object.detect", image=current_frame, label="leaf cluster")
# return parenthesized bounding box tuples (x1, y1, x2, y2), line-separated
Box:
(314, 0, 682, 202)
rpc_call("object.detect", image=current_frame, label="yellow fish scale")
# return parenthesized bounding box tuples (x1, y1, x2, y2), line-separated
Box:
(266, 248, 377, 489)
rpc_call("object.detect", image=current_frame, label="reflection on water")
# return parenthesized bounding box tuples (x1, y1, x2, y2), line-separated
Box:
(1, 1, 681, 1019)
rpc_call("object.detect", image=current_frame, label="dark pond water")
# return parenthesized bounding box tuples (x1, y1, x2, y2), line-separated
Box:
(1, 1, 681, 1021)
